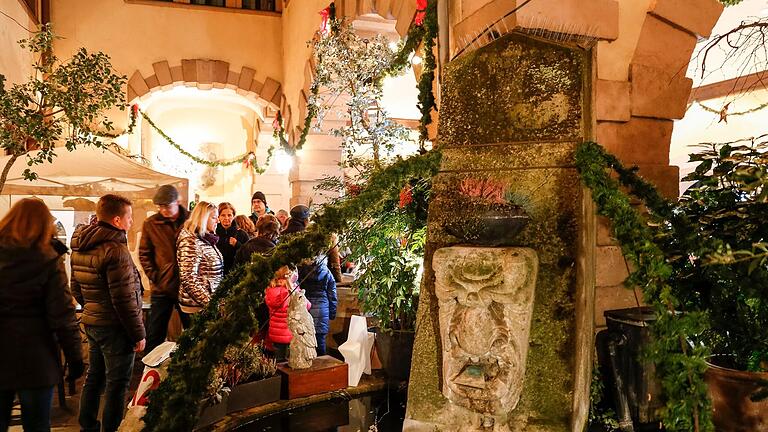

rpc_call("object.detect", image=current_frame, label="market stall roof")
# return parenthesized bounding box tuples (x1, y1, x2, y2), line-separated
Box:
(0, 146, 188, 201)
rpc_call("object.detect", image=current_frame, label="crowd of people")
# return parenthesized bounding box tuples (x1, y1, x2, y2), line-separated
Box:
(0, 185, 340, 432)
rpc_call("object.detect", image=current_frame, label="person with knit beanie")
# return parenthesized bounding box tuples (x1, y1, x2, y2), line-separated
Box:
(248, 191, 274, 227)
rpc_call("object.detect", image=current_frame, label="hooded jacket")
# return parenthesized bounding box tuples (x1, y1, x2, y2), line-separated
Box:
(298, 258, 337, 335)
(138, 206, 188, 299)
(0, 240, 83, 390)
(176, 228, 223, 313)
(70, 222, 145, 343)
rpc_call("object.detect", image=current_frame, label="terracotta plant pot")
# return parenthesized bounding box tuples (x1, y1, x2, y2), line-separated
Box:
(443, 204, 529, 246)
(705, 356, 768, 432)
(226, 375, 282, 414)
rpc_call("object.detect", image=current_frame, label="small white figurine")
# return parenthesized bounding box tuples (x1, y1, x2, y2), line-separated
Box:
(288, 289, 317, 369)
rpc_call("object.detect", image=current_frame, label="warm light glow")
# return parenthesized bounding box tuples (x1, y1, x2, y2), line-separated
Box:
(388, 41, 399, 51)
(274, 148, 293, 173)
(411, 55, 422, 65)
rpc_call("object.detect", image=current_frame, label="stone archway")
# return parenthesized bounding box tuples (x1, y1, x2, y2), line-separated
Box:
(126, 59, 285, 114)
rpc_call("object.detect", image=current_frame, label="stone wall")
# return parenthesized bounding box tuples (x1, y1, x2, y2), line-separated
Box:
(447, 0, 723, 331)
(406, 32, 594, 431)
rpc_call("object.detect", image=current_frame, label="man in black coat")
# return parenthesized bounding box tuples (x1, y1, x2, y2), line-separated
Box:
(139, 185, 190, 353)
(71, 194, 145, 432)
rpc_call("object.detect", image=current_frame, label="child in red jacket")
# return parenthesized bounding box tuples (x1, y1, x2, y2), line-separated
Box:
(265, 266, 308, 361)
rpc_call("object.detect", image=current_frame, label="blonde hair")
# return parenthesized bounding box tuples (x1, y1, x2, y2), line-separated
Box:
(0, 198, 56, 253)
(183, 201, 217, 236)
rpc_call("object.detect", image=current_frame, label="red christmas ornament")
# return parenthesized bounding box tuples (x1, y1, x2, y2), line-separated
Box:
(399, 185, 413, 208)
(131, 104, 139, 117)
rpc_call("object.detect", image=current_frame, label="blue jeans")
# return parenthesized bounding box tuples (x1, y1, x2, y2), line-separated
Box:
(145, 295, 190, 354)
(0, 386, 54, 432)
(79, 326, 135, 432)
(316, 333, 327, 356)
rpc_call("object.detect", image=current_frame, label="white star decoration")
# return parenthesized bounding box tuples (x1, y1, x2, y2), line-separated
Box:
(339, 315, 375, 386)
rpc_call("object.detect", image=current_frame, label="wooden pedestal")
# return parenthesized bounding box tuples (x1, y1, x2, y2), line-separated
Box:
(277, 355, 349, 399)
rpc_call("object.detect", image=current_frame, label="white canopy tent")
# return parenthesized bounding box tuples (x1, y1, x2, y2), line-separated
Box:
(0, 146, 188, 203)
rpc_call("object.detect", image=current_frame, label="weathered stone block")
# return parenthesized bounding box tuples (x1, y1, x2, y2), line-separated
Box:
(596, 79, 631, 121)
(440, 32, 586, 146)
(515, 0, 619, 41)
(196, 60, 214, 84)
(260, 77, 281, 103)
(181, 59, 197, 83)
(212, 60, 229, 84)
(594, 285, 644, 327)
(634, 164, 680, 200)
(631, 15, 698, 74)
(596, 246, 629, 287)
(648, 0, 723, 38)
(238, 66, 256, 90)
(152, 60, 173, 86)
(596, 117, 673, 165)
(630, 63, 692, 120)
(127, 71, 150, 98)
(170, 65, 183, 83)
(395, 0, 416, 37)
(144, 75, 159, 90)
(597, 216, 618, 246)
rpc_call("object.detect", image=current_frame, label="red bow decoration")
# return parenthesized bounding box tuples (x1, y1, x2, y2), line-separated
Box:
(131, 104, 139, 117)
(243, 152, 256, 169)
(319, 6, 332, 34)
(415, 0, 427, 26)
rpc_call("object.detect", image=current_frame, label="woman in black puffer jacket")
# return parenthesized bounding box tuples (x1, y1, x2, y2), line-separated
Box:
(0, 198, 84, 432)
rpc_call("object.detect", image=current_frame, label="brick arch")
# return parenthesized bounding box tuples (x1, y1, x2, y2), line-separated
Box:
(126, 59, 285, 112)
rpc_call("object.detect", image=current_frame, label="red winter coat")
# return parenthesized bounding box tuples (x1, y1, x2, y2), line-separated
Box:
(265, 285, 310, 345)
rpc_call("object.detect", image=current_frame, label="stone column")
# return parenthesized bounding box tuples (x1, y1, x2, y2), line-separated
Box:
(405, 32, 595, 431)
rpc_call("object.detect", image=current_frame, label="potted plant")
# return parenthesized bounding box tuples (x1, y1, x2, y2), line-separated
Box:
(341, 179, 432, 381)
(198, 340, 280, 425)
(443, 177, 530, 246)
(662, 142, 768, 430)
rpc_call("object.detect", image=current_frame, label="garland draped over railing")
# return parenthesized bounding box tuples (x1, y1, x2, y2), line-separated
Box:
(576, 142, 713, 432)
(142, 150, 442, 431)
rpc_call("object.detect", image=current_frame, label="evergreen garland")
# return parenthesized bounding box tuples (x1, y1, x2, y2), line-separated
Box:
(136, 107, 274, 173)
(142, 149, 441, 431)
(576, 142, 713, 432)
(416, 0, 438, 147)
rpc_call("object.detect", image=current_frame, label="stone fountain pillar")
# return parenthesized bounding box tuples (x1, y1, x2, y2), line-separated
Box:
(405, 31, 596, 431)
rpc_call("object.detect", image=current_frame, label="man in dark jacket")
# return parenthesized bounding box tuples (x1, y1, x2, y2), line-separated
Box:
(71, 194, 145, 432)
(139, 185, 189, 353)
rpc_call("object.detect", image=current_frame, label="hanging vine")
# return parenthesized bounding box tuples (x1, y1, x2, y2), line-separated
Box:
(575, 141, 713, 432)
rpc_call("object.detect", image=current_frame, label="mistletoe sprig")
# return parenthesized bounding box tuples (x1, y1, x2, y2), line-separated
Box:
(576, 142, 713, 432)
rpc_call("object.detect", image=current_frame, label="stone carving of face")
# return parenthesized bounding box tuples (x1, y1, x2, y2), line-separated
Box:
(433, 247, 538, 416)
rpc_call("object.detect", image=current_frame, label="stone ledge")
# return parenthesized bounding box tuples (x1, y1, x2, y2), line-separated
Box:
(596, 79, 631, 122)
(596, 245, 630, 287)
(648, 0, 723, 38)
(631, 14, 698, 74)
(596, 117, 673, 165)
(595, 284, 645, 327)
(630, 63, 692, 120)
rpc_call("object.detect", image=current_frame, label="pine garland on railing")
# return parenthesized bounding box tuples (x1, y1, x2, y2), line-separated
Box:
(576, 142, 713, 432)
(141, 149, 442, 431)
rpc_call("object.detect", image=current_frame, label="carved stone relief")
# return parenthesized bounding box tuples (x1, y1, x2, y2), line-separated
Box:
(433, 247, 539, 420)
